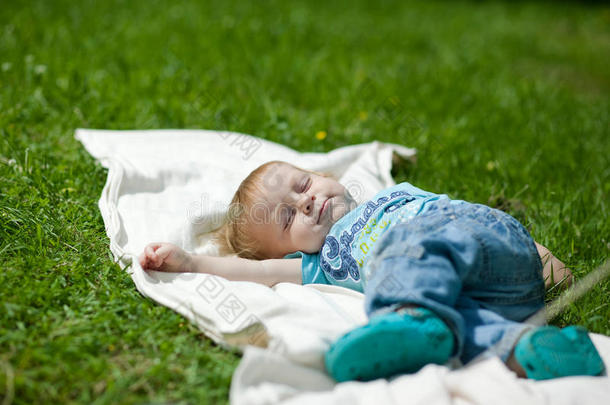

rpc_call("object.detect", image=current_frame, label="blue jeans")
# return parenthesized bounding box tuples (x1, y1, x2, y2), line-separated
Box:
(362, 199, 545, 364)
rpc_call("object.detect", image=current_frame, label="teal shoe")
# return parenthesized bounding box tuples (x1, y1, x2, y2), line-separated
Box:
(324, 307, 454, 382)
(514, 325, 606, 380)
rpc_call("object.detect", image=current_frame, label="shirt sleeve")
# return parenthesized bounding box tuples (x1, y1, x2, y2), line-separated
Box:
(397, 181, 439, 198)
(283, 251, 329, 286)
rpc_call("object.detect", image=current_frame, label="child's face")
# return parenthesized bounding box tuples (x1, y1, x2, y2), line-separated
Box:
(248, 163, 357, 258)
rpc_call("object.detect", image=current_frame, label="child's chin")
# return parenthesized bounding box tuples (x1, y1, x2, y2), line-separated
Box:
(329, 206, 350, 223)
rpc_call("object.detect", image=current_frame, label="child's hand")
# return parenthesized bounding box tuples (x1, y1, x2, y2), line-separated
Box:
(138, 242, 193, 273)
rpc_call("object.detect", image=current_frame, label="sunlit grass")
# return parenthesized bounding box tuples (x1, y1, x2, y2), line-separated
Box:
(1, 0, 608, 402)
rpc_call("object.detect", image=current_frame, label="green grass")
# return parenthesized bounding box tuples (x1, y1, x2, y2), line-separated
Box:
(1, 0, 609, 403)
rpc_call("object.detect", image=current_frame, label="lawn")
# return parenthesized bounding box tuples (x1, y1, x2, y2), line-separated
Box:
(1, 0, 609, 403)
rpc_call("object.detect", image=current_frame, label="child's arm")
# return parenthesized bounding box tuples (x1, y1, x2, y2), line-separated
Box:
(138, 243, 302, 287)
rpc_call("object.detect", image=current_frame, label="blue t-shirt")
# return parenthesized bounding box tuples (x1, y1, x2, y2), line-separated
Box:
(283, 182, 464, 292)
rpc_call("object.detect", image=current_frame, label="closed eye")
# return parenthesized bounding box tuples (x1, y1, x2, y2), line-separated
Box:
(301, 177, 311, 192)
(285, 177, 309, 230)
(284, 208, 295, 230)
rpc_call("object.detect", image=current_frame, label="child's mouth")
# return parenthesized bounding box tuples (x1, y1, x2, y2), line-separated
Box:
(318, 198, 329, 224)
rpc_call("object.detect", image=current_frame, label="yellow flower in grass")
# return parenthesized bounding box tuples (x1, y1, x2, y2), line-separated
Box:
(358, 111, 368, 121)
(316, 130, 327, 140)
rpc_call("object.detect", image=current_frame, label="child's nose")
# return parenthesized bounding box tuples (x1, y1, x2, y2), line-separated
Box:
(299, 194, 315, 214)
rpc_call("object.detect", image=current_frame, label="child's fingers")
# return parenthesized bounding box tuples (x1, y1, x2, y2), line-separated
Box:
(145, 244, 156, 258)
(155, 244, 173, 261)
(151, 243, 164, 252)
(140, 252, 153, 270)
(140, 243, 176, 270)
(145, 242, 163, 253)
(145, 244, 161, 268)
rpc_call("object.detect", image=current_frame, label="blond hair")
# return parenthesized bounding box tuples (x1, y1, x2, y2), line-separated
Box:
(211, 160, 334, 260)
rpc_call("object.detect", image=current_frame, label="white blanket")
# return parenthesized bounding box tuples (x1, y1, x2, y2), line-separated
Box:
(76, 128, 610, 405)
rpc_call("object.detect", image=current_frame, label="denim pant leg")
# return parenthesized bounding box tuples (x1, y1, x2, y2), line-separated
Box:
(456, 202, 545, 362)
(456, 297, 534, 363)
(362, 199, 545, 363)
